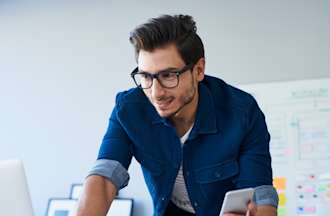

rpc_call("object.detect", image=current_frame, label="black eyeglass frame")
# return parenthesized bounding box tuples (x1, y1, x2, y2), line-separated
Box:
(130, 63, 195, 89)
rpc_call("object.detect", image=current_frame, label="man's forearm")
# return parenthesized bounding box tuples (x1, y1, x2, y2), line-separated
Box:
(256, 206, 277, 216)
(76, 175, 117, 216)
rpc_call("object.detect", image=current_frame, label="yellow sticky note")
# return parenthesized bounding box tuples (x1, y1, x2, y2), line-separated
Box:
(273, 177, 287, 190)
(279, 193, 287, 206)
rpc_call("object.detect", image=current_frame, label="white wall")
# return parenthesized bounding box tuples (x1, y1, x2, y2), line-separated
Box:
(0, 1, 329, 215)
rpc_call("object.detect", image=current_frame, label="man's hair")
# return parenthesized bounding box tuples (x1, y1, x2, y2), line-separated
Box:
(129, 14, 204, 65)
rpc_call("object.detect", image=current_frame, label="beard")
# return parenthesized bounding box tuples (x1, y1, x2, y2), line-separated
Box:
(163, 78, 197, 119)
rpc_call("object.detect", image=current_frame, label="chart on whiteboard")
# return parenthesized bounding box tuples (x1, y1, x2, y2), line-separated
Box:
(239, 78, 330, 216)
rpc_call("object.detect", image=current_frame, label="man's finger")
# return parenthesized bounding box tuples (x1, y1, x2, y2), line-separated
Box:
(224, 202, 256, 216)
(247, 202, 257, 215)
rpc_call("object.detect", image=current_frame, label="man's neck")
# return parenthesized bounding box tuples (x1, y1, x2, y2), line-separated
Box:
(172, 118, 194, 138)
(170, 93, 199, 137)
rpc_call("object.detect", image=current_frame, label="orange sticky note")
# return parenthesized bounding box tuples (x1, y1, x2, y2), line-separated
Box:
(273, 177, 287, 190)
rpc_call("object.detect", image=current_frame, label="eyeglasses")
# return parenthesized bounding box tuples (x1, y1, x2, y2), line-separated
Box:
(130, 63, 194, 89)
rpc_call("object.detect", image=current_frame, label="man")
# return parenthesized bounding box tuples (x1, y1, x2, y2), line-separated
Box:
(76, 14, 278, 216)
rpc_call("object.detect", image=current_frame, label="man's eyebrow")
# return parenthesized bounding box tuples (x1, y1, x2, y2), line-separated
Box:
(138, 67, 180, 74)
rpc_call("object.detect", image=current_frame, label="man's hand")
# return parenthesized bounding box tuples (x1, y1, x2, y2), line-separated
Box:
(223, 202, 256, 216)
(224, 202, 277, 216)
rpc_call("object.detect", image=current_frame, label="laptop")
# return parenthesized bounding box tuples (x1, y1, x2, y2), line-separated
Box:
(0, 159, 34, 216)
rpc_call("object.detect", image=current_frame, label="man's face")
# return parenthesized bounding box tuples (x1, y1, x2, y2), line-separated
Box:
(137, 43, 204, 119)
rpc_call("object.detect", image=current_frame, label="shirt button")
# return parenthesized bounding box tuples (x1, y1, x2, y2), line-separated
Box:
(194, 202, 198, 207)
(186, 171, 190, 176)
(161, 197, 165, 201)
(215, 172, 221, 178)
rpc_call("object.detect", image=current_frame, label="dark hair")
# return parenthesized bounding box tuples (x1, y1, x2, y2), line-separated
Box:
(129, 14, 204, 65)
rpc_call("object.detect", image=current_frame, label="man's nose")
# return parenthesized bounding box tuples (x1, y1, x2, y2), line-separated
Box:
(151, 78, 165, 99)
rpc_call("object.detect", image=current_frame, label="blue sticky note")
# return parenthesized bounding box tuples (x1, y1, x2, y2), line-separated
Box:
(54, 210, 69, 216)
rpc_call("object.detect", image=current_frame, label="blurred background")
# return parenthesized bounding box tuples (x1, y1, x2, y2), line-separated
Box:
(0, 0, 329, 215)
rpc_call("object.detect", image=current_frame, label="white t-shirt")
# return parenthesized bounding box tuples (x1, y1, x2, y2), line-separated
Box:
(170, 125, 195, 213)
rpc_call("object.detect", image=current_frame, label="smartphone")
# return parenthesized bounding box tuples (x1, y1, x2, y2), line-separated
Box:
(219, 188, 254, 216)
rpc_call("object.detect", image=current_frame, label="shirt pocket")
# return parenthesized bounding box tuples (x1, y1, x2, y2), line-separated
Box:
(194, 159, 239, 202)
(134, 148, 164, 176)
(194, 159, 239, 183)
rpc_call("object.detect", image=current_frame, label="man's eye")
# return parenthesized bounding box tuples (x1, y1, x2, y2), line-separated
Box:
(162, 72, 171, 78)
(160, 72, 175, 79)
(141, 73, 150, 79)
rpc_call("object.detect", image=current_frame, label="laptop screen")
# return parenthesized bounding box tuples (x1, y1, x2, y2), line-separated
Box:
(0, 159, 34, 216)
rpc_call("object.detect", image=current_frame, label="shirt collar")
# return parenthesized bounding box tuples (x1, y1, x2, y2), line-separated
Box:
(189, 83, 218, 139)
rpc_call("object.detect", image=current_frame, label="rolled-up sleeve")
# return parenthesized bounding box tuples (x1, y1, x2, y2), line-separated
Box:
(234, 97, 279, 207)
(253, 185, 279, 208)
(90, 93, 133, 190)
(87, 159, 130, 190)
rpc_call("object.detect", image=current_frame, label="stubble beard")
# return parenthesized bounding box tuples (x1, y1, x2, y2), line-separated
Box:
(165, 79, 197, 119)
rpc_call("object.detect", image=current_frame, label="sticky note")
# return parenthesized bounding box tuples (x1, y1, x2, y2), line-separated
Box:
(325, 191, 330, 201)
(303, 185, 315, 193)
(305, 206, 316, 213)
(273, 177, 287, 190)
(278, 207, 286, 216)
(319, 173, 330, 180)
(318, 185, 326, 192)
(297, 206, 304, 214)
(296, 206, 316, 214)
(278, 193, 287, 206)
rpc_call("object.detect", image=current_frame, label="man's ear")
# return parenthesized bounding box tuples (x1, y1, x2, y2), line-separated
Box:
(194, 57, 205, 82)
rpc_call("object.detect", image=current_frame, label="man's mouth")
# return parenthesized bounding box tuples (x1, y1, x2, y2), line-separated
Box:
(155, 98, 173, 110)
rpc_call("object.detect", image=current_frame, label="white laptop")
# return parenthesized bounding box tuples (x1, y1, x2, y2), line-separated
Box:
(0, 159, 34, 216)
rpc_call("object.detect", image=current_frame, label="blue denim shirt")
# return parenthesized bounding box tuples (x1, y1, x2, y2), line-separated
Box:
(88, 75, 278, 216)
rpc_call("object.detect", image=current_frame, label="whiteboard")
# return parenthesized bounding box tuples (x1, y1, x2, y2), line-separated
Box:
(239, 78, 330, 216)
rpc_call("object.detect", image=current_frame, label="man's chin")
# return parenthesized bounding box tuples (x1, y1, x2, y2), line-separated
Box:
(155, 107, 176, 118)
(156, 104, 186, 119)
(157, 110, 172, 118)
